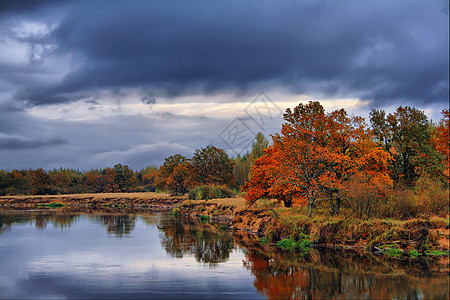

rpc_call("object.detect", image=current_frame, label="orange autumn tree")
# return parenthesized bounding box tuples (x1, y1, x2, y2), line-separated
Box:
(244, 101, 392, 217)
(434, 109, 450, 181)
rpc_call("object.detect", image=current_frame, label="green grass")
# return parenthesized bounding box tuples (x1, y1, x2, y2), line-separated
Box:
(219, 225, 229, 230)
(409, 249, 421, 258)
(170, 207, 180, 217)
(199, 215, 210, 223)
(259, 236, 269, 245)
(424, 250, 448, 256)
(381, 246, 403, 257)
(276, 234, 312, 252)
(37, 202, 66, 207)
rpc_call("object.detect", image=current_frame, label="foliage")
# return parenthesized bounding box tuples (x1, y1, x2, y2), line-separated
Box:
(409, 250, 421, 258)
(413, 175, 449, 217)
(344, 172, 391, 219)
(259, 236, 269, 245)
(157, 154, 189, 195)
(385, 247, 403, 257)
(188, 185, 235, 200)
(199, 215, 210, 223)
(251, 132, 270, 161)
(37, 202, 66, 207)
(136, 165, 159, 192)
(276, 235, 312, 252)
(170, 207, 181, 217)
(233, 154, 252, 189)
(370, 106, 442, 186)
(189, 145, 235, 187)
(432, 109, 450, 182)
(424, 250, 448, 256)
(244, 101, 392, 217)
(233, 132, 270, 190)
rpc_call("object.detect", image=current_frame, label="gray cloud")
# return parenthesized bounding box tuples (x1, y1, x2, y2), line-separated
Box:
(3, 0, 447, 107)
(0, 0, 448, 170)
(0, 137, 66, 150)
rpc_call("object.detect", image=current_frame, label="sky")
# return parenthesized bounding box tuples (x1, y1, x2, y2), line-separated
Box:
(0, 0, 448, 170)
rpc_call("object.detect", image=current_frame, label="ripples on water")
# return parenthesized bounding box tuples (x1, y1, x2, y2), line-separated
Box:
(0, 208, 448, 299)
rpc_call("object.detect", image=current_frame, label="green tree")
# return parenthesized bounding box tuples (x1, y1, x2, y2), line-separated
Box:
(370, 106, 440, 186)
(189, 145, 234, 187)
(250, 132, 269, 161)
(113, 164, 137, 192)
(0, 170, 14, 195)
(233, 154, 252, 189)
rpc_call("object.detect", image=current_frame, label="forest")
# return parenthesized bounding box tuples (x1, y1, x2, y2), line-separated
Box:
(1, 102, 448, 220)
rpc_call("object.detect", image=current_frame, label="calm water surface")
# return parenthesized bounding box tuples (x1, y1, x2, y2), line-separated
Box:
(0, 208, 448, 299)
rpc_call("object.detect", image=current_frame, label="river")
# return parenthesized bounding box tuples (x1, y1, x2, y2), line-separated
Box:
(0, 208, 448, 299)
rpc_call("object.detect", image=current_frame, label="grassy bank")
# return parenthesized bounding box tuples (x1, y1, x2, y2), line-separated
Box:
(177, 197, 449, 259)
(1, 192, 448, 259)
(0, 192, 185, 209)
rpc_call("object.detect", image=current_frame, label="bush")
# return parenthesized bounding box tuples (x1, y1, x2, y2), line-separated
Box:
(276, 234, 312, 252)
(199, 215, 210, 223)
(170, 207, 180, 217)
(414, 176, 449, 217)
(379, 187, 417, 220)
(409, 249, 421, 258)
(344, 174, 390, 219)
(188, 185, 235, 200)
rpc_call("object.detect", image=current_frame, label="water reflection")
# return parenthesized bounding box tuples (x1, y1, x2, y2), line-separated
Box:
(158, 216, 234, 265)
(236, 232, 449, 299)
(0, 208, 137, 236)
(98, 215, 136, 237)
(0, 208, 448, 299)
(0, 209, 78, 232)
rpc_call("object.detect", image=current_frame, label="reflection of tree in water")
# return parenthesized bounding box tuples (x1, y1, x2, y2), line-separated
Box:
(0, 210, 78, 232)
(242, 248, 448, 299)
(0, 214, 33, 233)
(99, 215, 136, 237)
(157, 216, 234, 266)
(1, 209, 138, 237)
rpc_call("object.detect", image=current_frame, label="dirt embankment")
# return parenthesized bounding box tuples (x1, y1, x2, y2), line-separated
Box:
(0, 192, 184, 210)
(179, 198, 450, 256)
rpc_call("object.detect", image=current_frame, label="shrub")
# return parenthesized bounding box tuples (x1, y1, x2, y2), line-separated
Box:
(379, 187, 417, 220)
(414, 176, 449, 217)
(344, 174, 391, 219)
(277, 238, 296, 250)
(424, 250, 448, 256)
(409, 249, 421, 258)
(199, 215, 210, 223)
(276, 234, 312, 252)
(170, 207, 180, 217)
(188, 185, 235, 200)
(386, 247, 403, 257)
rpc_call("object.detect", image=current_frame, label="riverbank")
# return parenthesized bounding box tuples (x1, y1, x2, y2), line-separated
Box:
(177, 197, 449, 270)
(0, 192, 184, 210)
(1, 193, 448, 263)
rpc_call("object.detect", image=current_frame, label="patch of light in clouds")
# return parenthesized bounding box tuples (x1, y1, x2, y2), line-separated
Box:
(27, 88, 374, 121)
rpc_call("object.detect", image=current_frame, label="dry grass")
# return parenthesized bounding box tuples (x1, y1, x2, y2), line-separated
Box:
(181, 197, 248, 211)
(0, 192, 175, 200)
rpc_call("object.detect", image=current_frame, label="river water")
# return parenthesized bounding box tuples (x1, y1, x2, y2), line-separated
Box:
(0, 208, 448, 299)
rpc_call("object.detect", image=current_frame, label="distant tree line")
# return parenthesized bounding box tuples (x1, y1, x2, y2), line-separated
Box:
(0, 136, 269, 197)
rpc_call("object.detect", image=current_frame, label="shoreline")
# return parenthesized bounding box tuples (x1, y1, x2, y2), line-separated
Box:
(1, 193, 448, 270)
(0, 192, 184, 210)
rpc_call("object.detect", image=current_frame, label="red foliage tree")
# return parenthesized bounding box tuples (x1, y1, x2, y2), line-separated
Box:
(244, 101, 392, 216)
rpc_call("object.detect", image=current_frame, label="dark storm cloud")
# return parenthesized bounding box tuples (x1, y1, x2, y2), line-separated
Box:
(6, 0, 448, 107)
(0, 137, 66, 150)
(0, 0, 60, 14)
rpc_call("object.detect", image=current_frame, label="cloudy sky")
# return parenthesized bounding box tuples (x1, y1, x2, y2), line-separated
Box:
(0, 0, 448, 170)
